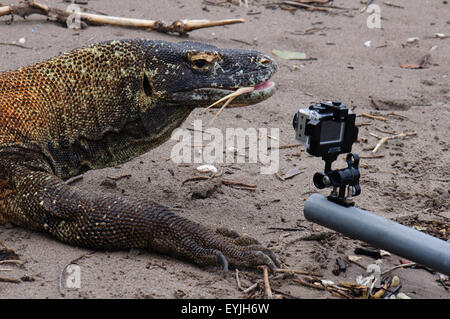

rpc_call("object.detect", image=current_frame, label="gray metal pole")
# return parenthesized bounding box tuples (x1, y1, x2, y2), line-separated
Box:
(304, 193, 450, 276)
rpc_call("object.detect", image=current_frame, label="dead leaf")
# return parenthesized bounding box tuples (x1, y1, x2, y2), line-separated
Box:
(272, 49, 309, 60)
(282, 168, 303, 180)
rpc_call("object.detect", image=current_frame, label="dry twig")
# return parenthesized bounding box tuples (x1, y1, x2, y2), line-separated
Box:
(0, 42, 32, 49)
(383, 2, 404, 9)
(235, 269, 259, 294)
(258, 265, 273, 299)
(1, 1, 244, 35)
(381, 262, 416, 276)
(182, 176, 209, 185)
(372, 132, 416, 154)
(360, 113, 389, 122)
(292, 277, 325, 290)
(221, 178, 256, 189)
(276, 144, 302, 150)
(346, 256, 367, 270)
(0, 276, 21, 283)
(358, 155, 384, 159)
(356, 121, 373, 127)
(0, 259, 24, 266)
(280, 1, 332, 11)
(235, 268, 244, 291)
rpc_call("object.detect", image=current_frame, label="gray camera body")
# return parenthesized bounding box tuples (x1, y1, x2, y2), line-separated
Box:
(293, 101, 358, 159)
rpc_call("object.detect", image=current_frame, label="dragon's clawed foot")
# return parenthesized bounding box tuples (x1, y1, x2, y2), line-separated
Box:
(176, 224, 280, 272)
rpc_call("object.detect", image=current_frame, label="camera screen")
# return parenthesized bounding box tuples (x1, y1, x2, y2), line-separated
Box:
(320, 120, 345, 145)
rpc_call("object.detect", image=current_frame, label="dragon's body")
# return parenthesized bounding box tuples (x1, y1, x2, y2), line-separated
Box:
(0, 39, 278, 270)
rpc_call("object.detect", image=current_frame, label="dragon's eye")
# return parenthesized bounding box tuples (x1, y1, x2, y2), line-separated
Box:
(187, 52, 221, 70)
(193, 59, 208, 69)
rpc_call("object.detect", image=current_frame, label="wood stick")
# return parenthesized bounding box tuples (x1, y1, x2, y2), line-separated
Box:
(221, 179, 256, 188)
(0, 5, 11, 16)
(360, 113, 389, 122)
(292, 277, 325, 290)
(372, 132, 416, 154)
(372, 136, 390, 154)
(258, 265, 273, 299)
(182, 176, 209, 185)
(0, 276, 21, 283)
(234, 269, 259, 294)
(0, 260, 24, 266)
(229, 186, 257, 191)
(243, 282, 259, 294)
(356, 121, 373, 127)
(263, 143, 302, 151)
(347, 256, 367, 270)
(381, 262, 416, 276)
(0, 42, 32, 49)
(358, 155, 384, 159)
(327, 286, 354, 299)
(281, 1, 331, 11)
(383, 1, 404, 9)
(274, 172, 285, 181)
(2, 1, 245, 35)
(235, 269, 244, 291)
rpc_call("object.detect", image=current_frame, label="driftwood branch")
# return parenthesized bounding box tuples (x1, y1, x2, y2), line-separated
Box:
(0, 1, 245, 35)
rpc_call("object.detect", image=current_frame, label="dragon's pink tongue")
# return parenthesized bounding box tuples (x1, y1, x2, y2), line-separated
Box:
(253, 80, 274, 91)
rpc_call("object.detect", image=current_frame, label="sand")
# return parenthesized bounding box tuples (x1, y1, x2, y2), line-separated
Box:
(0, 0, 449, 299)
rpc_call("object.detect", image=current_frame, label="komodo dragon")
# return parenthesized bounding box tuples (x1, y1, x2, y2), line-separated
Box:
(0, 39, 279, 271)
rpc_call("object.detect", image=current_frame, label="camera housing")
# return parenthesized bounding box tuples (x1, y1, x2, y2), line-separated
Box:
(293, 101, 358, 160)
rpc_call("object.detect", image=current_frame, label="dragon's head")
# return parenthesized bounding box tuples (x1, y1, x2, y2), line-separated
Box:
(141, 40, 277, 109)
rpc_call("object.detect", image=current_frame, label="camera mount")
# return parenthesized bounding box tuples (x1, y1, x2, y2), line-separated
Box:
(314, 152, 361, 207)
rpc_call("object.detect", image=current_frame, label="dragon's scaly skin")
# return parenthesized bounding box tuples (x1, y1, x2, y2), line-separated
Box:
(0, 39, 278, 270)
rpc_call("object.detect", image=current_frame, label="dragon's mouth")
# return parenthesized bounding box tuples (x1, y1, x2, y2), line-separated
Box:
(252, 80, 275, 91)
(198, 80, 276, 122)
(191, 79, 276, 108)
(211, 79, 275, 96)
